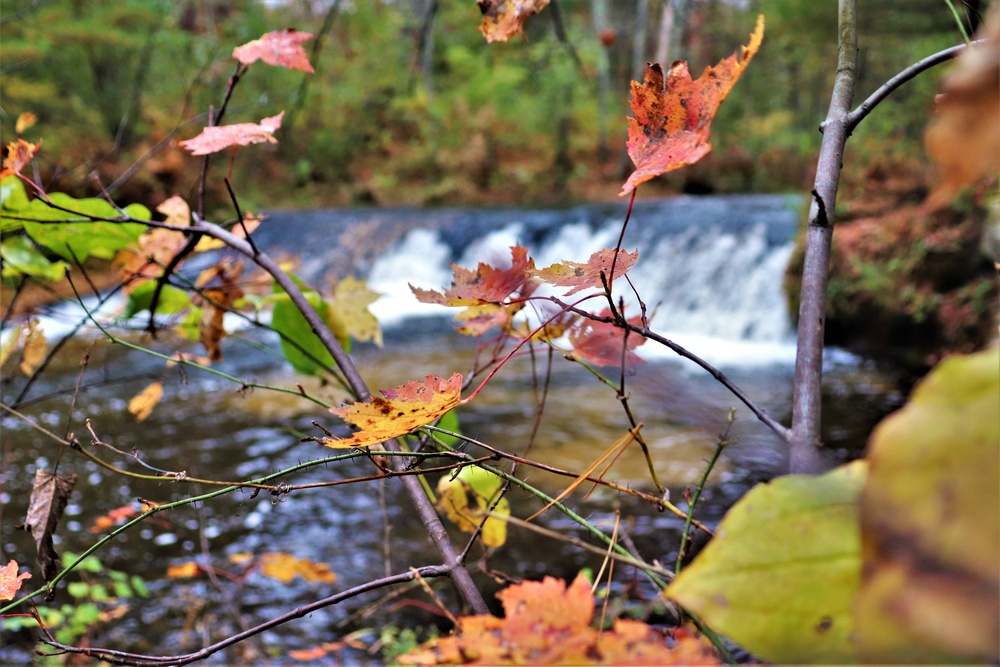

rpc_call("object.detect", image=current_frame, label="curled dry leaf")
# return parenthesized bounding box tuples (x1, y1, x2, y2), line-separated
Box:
(477, 0, 551, 43)
(128, 381, 164, 422)
(232, 29, 315, 73)
(0, 560, 31, 601)
(20, 469, 78, 585)
(531, 248, 639, 296)
(620, 15, 764, 196)
(180, 112, 284, 156)
(0, 138, 41, 179)
(323, 373, 464, 448)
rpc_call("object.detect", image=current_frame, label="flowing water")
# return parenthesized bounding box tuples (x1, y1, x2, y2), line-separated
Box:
(0, 195, 906, 662)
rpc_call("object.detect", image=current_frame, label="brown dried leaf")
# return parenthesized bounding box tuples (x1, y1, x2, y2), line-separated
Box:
(21, 469, 78, 585)
(0, 560, 31, 601)
(128, 381, 164, 422)
(232, 30, 315, 73)
(179, 112, 284, 156)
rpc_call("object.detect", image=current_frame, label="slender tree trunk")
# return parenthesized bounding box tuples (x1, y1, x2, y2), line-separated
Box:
(592, 0, 612, 163)
(632, 0, 649, 79)
(789, 0, 859, 474)
(653, 0, 674, 66)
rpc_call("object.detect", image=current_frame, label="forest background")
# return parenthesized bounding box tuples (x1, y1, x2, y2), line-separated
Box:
(0, 0, 983, 214)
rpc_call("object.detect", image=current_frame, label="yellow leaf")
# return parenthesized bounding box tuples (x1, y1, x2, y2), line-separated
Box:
(15, 112, 37, 134)
(156, 195, 190, 227)
(854, 346, 1000, 663)
(257, 553, 337, 584)
(330, 276, 383, 347)
(19, 318, 46, 375)
(324, 374, 463, 448)
(128, 381, 164, 422)
(194, 213, 262, 252)
(436, 466, 509, 548)
(0, 323, 24, 367)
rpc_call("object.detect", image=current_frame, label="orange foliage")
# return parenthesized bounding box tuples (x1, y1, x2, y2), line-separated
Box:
(532, 248, 639, 296)
(477, 0, 551, 43)
(0, 139, 41, 179)
(232, 30, 315, 73)
(0, 560, 31, 601)
(399, 575, 720, 665)
(180, 112, 284, 156)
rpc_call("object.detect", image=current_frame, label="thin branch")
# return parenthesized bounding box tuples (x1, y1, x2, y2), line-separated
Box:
(846, 41, 977, 131)
(38, 566, 452, 666)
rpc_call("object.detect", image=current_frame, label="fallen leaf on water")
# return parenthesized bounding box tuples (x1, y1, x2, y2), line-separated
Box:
(166, 562, 202, 579)
(229, 552, 336, 584)
(620, 15, 764, 196)
(90, 504, 138, 533)
(128, 381, 164, 422)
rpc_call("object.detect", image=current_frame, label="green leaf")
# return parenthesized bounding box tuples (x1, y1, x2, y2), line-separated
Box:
(113, 580, 132, 599)
(0, 176, 30, 232)
(1, 236, 68, 282)
(20, 193, 148, 261)
(855, 346, 999, 663)
(666, 460, 866, 664)
(88, 584, 109, 602)
(130, 575, 148, 597)
(77, 554, 104, 574)
(123, 281, 192, 319)
(435, 410, 461, 447)
(67, 581, 91, 599)
(271, 285, 348, 376)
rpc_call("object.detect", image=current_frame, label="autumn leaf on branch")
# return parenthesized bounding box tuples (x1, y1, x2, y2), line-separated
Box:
(398, 574, 721, 665)
(411, 246, 534, 306)
(620, 15, 764, 196)
(0, 139, 41, 179)
(322, 373, 464, 448)
(569, 310, 646, 367)
(0, 560, 31, 601)
(532, 248, 639, 296)
(180, 112, 284, 156)
(232, 29, 315, 73)
(477, 0, 551, 43)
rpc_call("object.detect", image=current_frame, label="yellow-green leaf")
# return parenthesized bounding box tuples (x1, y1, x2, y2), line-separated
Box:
(854, 346, 999, 663)
(666, 460, 866, 664)
(330, 276, 382, 347)
(436, 465, 509, 548)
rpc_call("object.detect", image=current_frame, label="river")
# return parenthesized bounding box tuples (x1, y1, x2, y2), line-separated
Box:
(0, 195, 907, 662)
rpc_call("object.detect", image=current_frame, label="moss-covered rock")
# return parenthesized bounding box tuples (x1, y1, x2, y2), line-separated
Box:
(786, 175, 997, 369)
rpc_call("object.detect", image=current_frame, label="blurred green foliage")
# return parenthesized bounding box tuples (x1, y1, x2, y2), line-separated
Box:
(0, 0, 977, 211)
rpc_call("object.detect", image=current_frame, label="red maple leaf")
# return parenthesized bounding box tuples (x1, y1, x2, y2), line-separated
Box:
(569, 310, 646, 367)
(232, 30, 315, 73)
(532, 248, 639, 296)
(180, 112, 284, 156)
(620, 15, 764, 196)
(410, 246, 534, 306)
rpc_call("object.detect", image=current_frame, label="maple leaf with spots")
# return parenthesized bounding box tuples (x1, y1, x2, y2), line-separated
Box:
(620, 15, 764, 196)
(532, 248, 639, 296)
(322, 373, 464, 448)
(411, 246, 534, 306)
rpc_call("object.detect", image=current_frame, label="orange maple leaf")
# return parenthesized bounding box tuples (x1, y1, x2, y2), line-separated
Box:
(532, 248, 639, 296)
(90, 503, 138, 533)
(180, 112, 284, 156)
(620, 15, 764, 196)
(477, 0, 551, 43)
(411, 246, 534, 306)
(398, 575, 721, 665)
(0, 560, 31, 601)
(569, 310, 646, 367)
(232, 30, 315, 73)
(323, 373, 464, 448)
(0, 138, 41, 179)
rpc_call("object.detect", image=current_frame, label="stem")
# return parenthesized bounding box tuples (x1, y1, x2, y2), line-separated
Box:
(789, 0, 858, 474)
